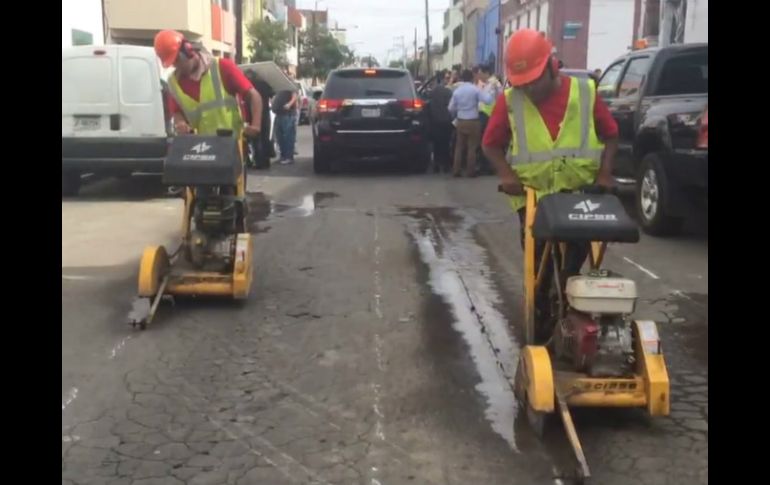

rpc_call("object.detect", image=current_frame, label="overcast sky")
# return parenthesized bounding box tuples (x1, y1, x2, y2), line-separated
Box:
(62, 0, 104, 47)
(297, 0, 446, 66)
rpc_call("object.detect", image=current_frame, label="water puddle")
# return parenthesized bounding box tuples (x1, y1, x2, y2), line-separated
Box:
(402, 206, 521, 451)
(245, 191, 339, 233)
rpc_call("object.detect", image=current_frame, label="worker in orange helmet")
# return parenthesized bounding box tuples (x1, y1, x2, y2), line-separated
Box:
(482, 29, 619, 334)
(154, 30, 262, 141)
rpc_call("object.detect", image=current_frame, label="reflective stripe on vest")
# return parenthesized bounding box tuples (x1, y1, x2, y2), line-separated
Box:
(168, 59, 242, 134)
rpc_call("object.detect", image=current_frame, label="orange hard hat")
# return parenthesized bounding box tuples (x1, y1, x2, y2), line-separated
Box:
(154, 30, 185, 68)
(505, 29, 554, 87)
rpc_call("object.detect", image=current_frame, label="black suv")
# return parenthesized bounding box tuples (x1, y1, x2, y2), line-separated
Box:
(312, 68, 430, 174)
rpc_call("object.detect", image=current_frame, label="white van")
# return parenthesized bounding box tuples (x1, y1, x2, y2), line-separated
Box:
(62, 45, 171, 195)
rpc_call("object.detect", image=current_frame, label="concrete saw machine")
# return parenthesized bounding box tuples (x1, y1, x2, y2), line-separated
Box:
(129, 130, 253, 329)
(509, 185, 670, 483)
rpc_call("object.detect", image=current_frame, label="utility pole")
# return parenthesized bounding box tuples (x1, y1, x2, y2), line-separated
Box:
(424, 0, 431, 77)
(101, 0, 110, 44)
(414, 28, 418, 76)
(235, 0, 243, 64)
(460, 0, 468, 67)
(394, 36, 406, 68)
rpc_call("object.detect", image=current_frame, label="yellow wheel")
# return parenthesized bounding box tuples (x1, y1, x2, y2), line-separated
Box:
(138, 246, 170, 297)
(515, 346, 555, 437)
(232, 234, 253, 300)
(515, 346, 555, 413)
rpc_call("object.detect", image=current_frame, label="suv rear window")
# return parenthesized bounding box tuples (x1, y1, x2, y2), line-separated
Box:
(325, 70, 415, 99)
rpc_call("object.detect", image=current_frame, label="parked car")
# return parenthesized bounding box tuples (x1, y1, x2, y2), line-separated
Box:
(62, 45, 170, 196)
(598, 43, 708, 236)
(312, 68, 430, 174)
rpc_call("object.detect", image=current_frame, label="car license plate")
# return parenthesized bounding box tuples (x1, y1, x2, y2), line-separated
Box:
(74, 116, 101, 131)
(361, 108, 381, 118)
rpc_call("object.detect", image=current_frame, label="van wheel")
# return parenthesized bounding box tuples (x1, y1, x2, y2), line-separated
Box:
(62, 173, 81, 197)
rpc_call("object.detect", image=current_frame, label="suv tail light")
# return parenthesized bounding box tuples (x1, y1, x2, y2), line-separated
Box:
(399, 99, 423, 113)
(696, 107, 708, 149)
(318, 99, 343, 113)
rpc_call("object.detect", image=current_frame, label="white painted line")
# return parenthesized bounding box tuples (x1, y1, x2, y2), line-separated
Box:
(370, 211, 386, 483)
(62, 275, 94, 281)
(622, 257, 660, 280)
(672, 290, 693, 301)
(62, 387, 78, 411)
(109, 336, 132, 359)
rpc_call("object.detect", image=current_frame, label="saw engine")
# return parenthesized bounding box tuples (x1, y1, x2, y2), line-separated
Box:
(554, 273, 638, 377)
(163, 133, 245, 273)
(189, 189, 240, 271)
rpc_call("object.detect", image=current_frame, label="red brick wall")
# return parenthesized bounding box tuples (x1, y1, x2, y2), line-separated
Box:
(550, 0, 591, 69)
(212, 3, 223, 42)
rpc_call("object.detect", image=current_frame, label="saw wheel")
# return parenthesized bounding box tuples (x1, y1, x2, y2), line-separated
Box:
(138, 246, 170, 297)
(514, 346, 555, 437)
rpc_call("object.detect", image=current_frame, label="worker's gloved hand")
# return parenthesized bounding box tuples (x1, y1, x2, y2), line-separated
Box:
(174, 121, 192, 135)
(595, 170, 614, 189)
(243, 125, 261, 138)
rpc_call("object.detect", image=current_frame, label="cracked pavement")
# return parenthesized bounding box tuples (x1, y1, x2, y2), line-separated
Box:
(63, 127, 707, 485)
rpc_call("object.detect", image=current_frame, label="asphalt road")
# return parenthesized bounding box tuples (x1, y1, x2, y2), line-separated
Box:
(62, 126, 707, 485)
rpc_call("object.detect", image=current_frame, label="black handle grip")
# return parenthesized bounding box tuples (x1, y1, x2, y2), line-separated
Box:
(578, 184, 619, 196)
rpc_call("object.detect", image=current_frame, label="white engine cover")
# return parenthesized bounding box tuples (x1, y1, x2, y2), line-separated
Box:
(566, 276, 638, 314)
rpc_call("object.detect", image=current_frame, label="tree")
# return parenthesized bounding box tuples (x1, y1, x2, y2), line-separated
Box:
(407, 59, 421, 76)
(298, 25, 350, 81)
(340, 45, 356, 67)
(246, 19, 289, 66)
(388, 60, 404, 68)
(359, 55, 380, 68)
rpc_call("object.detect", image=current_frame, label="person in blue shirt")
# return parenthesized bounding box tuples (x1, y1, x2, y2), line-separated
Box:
(448, 69, 494, 177)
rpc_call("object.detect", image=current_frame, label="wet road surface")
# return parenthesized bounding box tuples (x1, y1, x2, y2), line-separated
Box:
(63, 127, 707, 485)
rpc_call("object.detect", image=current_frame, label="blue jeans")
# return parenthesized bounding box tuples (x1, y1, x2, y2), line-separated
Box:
(275, 113, 297, 160)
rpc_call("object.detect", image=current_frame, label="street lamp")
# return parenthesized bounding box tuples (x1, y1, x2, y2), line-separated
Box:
(394, 35, 407, 67)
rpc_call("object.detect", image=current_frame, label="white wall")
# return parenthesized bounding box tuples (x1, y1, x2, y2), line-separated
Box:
(587, 0, 635, 71)
(62, 0, 104, 47)
(684, 0, 708, 43)
(539, 2, 549, 33)
(439, 5, 464, 70)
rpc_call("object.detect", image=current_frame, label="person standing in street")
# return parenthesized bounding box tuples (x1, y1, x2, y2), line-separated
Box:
(477, 64, 503, 174)
(448, 69, 493, 177)
(428, 73, 454, 173)
(244, 69, 274, 169)
(272, 83, 298, 165)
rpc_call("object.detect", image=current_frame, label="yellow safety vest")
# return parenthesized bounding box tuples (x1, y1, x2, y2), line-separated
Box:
(479, 76, 500, 116)
(505, 76, 604, 212)
(168, 59, 243, 137)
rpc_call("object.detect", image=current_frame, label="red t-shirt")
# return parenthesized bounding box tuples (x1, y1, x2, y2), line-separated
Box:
(167, 58, 253, 117)
(482, 76, 618, 149)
